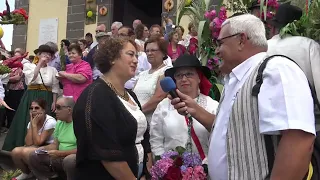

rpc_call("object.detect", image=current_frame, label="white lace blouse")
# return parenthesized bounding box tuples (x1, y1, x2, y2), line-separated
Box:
(23, 63, 60, 94)
(118, 95, 147, 164)
(150, 94, 219, 156)
(133, 65, 168, 123)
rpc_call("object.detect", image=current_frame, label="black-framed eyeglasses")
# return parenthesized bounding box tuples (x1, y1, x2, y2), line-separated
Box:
(29, 106, 40, 110)
(174, 72, 196, 80)
(96, 30, 104, 33)
(216, 33, 241, 47)
(56, 105, 70, 110)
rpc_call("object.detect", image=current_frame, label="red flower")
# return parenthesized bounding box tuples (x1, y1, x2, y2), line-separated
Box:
(188, 37, 198, 55)
(163, 166, 182, 180)
(174, 156, 183, 166)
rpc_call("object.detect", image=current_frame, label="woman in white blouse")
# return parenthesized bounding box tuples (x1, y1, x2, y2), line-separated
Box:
(150, 54, 219, 159)
(133, 35, 170, 123)
(3, 45, 59, 151)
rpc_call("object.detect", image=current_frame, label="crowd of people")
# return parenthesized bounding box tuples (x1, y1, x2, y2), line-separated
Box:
(0, 1, 318, 180)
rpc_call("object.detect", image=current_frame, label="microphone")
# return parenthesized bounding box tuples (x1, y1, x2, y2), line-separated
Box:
(160, 77, 192, 119)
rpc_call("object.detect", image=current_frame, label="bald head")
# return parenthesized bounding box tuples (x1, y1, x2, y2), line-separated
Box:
(133, 19, 142, 29)
(96, 24, 106, 33)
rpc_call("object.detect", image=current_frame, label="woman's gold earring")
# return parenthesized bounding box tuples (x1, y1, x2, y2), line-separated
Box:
(111, 61, 115, 65)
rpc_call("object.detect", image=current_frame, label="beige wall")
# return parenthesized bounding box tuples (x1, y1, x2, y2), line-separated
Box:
(26, 0, 68, 54)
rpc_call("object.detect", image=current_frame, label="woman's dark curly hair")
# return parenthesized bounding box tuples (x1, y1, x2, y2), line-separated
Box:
(144, 34, 168, 55)
(94, 37, 137, 74)
(135, 24, 146, 39)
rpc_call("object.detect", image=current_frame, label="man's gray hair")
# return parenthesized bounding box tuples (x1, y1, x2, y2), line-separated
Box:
(45, 41, 58, 53)
(112, 21, 123, 29)
(222, 14, 268, 48)
(59, 96, 75, 109)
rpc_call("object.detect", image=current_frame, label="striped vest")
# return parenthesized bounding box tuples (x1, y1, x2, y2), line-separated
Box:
(225, 64, 277, 180)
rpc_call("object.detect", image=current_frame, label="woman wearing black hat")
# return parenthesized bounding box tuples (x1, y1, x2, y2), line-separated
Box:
(150, 54, 219, 161)
(3, 44, 60, 151)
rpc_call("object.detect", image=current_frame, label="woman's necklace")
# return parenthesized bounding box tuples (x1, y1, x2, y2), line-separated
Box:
(100, 75, 129, 101)
(149, 63, 165, 74)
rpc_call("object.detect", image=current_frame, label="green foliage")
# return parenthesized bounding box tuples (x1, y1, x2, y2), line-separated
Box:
(1, 169, 22, 180)
(0, 64, 11, 75)
(175, 146, 186, 155)
(280, 0, 320, 41)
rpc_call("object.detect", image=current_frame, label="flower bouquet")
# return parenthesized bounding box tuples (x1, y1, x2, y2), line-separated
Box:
(151, 146, 207, 180)
(0, 0, 28, 25)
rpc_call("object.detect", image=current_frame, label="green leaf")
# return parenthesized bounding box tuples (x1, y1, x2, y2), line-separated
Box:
(197, 20, 209, 53)
(155, 155, 161, 161)
(175, 146, 186, 155)
(177, 6, 201, 25)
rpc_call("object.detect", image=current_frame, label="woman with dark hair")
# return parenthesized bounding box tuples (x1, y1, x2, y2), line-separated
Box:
(58, 44, 92, 101)
(78, 39, 89, 58)
(3, 45, 60, 151)
(11, 98, 56, 180)
(167, 30, 187, 62)
(73, 37, 151, 179)
(134, 24, 149, 52)
(133, 35, 170, 124)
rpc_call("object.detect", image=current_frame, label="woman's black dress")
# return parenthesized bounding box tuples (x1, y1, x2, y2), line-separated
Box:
(73, 79, 139, 179)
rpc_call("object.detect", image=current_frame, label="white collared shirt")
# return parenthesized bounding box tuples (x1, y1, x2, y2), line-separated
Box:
(208, 52, 315, 180)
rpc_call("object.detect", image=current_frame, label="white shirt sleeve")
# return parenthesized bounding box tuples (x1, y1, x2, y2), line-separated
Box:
(51, 68, 60, 94)
(150, 102, 166, 156)
(163, 56, 173, 67)
(0, 79, 4, 100)
(43, 115, 57, 131)
(258, 57, 315, 135)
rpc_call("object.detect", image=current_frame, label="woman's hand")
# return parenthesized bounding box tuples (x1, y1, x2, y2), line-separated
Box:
(51, 102, 56, 112)
(58, 71, 67, 78)
(168, 89, 198, 117)
(31, 114, 41, 127)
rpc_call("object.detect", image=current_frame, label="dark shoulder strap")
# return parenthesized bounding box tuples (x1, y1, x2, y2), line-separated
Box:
(251, 54, 320, 109)
(251, 54, 318, 178)
(127, 89, 142, 110)
(39, 72, 49, 91)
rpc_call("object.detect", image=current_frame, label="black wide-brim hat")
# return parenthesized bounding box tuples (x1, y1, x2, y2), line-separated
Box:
(267, 3, 301, 28)
(33, 44, 55, 55)
(165, 54, 211, 79)
(248, 0, 260, 10)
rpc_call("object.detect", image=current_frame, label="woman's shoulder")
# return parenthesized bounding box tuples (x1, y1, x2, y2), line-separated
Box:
(199, 94, 219, 110)
(158, 97, 170, 108)
(77, 79, 114, 102)
(44, 115, 57, 129)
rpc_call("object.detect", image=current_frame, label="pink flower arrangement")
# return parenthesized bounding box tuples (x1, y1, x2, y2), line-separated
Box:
(205, 7, 228, 39)
(182, 166, 207, 180)
(257, 0, 279, 20)
(151, 148, 207, 180)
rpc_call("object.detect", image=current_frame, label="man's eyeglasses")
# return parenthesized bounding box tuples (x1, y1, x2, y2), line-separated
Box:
(174, 72, 196, 80)
(29, 106, 40, 110)
(56, 105, 70, 110)
(96, 30, 104, 33)
(216, 33, 241, 47)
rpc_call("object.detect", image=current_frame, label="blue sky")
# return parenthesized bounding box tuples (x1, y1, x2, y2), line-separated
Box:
(0, 0, 15, 50)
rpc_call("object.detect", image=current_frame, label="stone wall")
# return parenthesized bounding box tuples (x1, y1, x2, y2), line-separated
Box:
(66, 0, 86, 42)
(11, 0, 29, 50)
(97, 0, 114, 32)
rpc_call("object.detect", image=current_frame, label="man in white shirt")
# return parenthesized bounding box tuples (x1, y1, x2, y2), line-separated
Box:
(169, 14, 315, 180)
(267, 4, 320, 121)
